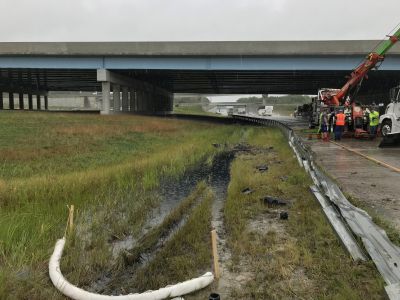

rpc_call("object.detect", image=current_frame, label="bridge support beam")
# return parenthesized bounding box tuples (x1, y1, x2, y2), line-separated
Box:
(19, 93, 24, 110)
(129, 88, 135, 112)
(0, 90, 47, 111)
(121, 86, 129, 112)
(97, 69, 172, 115)
(113, 84, 120, 112)
(101, 82, 111, 114)
(9, 93, 14, 110)
(44, 95, 48, 110)
(28, 94, 33, 110)
(36, 94, 41, 110)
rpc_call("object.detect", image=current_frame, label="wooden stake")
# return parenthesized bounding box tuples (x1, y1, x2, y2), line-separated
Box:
(211, 229, 220, 279)
(69, 205, 74, 234)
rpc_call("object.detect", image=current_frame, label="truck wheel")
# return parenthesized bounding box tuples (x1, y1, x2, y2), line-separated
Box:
(381, 120, 392, 137)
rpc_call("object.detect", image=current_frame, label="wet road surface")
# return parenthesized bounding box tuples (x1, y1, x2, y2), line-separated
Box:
(304, 137, 400, 231)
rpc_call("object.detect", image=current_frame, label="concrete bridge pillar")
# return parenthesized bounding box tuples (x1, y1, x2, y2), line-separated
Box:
(132, 90, 138, 112)
(129, 88, 135, 112)
(0, 92, 3, 110)
(36, 94, 41, 110)
(121, 86, 129, 112)
(9, 93, 14, 110)
(19, 93, 24, 110)
(97, 69, 172, 115)
(28, 94, 33, 110)
(101, 82, 111, 114)
(44, 95, 48, 110)
(113, 84, 120, 112)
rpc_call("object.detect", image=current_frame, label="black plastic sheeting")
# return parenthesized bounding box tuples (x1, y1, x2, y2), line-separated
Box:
(233, 114, 400, 299)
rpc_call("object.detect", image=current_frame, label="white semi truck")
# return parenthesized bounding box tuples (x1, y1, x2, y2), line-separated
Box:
(258, 105, 273, 116)
(379, 85, 400, 146)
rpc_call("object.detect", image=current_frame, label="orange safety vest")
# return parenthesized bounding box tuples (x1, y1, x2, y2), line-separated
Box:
(336, 113, 345, 126)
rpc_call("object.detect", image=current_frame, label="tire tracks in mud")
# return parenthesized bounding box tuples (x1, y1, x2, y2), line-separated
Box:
(87, 152, 235, 295)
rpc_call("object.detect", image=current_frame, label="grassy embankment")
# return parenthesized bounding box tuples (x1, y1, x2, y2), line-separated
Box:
(0, 111, 387, 299)
(223, 127, 385, 299)
(0, 112, 243, 299)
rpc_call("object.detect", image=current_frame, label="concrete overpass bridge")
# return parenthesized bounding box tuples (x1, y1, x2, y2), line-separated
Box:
(1, 40, 400, 114)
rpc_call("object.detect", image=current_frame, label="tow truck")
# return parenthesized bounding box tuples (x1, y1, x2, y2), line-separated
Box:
(308, 26, 400, 138)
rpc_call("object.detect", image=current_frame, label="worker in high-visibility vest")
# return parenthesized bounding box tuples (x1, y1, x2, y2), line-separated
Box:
(319, 109, 329, 141)
(369, 108, 380, 138)
(334, 109, 346, 141)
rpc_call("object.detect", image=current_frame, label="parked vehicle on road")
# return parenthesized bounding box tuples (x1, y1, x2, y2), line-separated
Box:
(379, 85, 400, 146)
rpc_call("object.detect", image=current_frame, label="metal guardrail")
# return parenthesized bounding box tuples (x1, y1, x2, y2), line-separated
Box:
(232, 114, 400, 300)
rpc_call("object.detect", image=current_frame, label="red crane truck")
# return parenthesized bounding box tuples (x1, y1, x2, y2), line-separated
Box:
(309, 26, 400, 138)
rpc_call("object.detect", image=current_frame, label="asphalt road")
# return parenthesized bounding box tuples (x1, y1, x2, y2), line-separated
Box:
(304, 136, 400, 231)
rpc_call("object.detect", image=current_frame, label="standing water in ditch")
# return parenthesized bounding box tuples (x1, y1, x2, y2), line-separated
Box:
(152, 151, 233, 229)
(90, 151, 234, 294)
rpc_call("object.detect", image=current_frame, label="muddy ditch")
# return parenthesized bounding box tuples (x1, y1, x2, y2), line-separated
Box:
(190, 144, 284, 299)
(80, 143, 277, 295)
(85, 150, 235, 294)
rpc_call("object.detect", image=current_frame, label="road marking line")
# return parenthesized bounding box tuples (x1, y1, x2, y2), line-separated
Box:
(330, 141, 400, 173)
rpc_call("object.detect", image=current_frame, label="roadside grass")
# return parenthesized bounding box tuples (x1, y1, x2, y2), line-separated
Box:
(0, 111, 388, 299)
(224, 127, 385, 299)
(0, 111, 245, 299)
(0, 111, 214, 178)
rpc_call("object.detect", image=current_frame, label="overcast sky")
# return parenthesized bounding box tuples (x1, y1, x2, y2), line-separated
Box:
(0, 0, 399, 42)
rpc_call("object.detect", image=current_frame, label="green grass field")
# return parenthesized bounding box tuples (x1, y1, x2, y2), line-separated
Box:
(0, 111, 385, 299)
(0, 111, 243, 299)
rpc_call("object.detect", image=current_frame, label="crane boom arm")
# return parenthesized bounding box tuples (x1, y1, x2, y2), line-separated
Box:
(331, 27, 400, 106)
